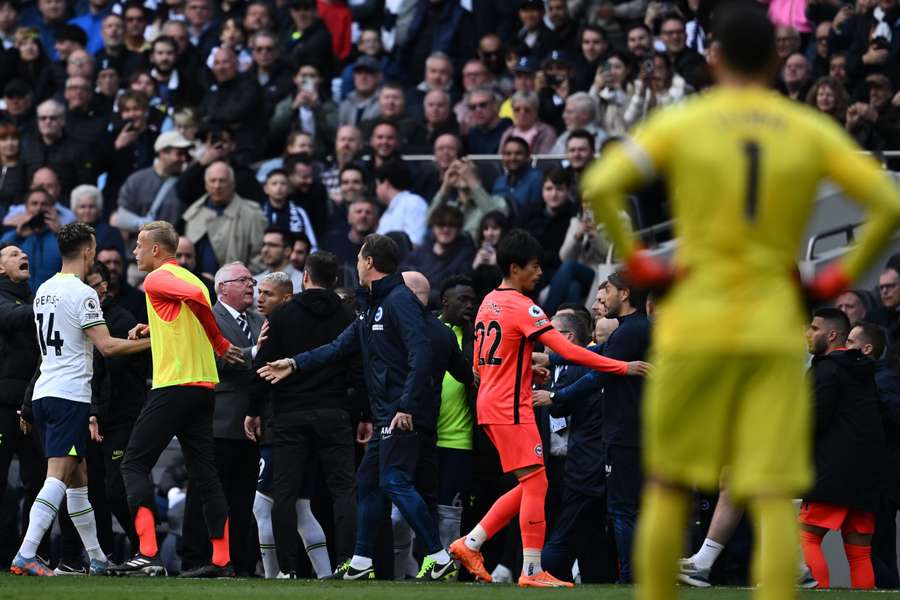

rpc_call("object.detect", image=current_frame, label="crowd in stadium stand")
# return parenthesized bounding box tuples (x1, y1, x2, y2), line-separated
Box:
(0, 0, 899, 585)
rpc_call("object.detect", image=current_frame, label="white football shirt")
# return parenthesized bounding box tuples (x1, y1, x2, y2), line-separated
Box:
(32, 273, 105, 404)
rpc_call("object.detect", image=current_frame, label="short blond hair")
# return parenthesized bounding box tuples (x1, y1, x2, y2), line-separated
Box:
(141, 220, 178, 252)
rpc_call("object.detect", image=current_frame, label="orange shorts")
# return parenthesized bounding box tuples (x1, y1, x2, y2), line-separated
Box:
(483, 423, 544, 473)
(799, 501, 875, 534)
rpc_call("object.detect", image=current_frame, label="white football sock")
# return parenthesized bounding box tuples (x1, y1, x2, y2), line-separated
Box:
(349, 555, 373, 570)
(66, 486, 106, 561)
(425, 548, 451, 564)
(522, 548, 543, 577)
(692, 537, 725, 570)
(253, 492, 279, 578)
(19, 477, 66, 559)
(296, 498, 331, 578)
(464, 524, 487, 551)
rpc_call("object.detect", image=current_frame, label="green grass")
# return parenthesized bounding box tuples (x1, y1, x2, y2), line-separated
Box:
(0, 576, 894, 600)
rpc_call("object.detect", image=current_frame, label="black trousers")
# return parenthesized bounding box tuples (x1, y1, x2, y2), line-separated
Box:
(541, 486, 617, 583)
(0, 406, 47, 559)
(121, 387, 228, 542)
(102, 423, 140, 552)
(182, 438, 259, 574)
(873, 492, 900, 589)
(272, 408, 357, 572)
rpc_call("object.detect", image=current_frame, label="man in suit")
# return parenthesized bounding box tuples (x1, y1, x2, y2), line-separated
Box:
(181, 261, 263, 576)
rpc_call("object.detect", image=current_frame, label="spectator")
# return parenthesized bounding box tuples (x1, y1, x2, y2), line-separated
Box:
(801, 308, 884, 589)
(836, 289, 877, 326)
(624, 52, 693, 126)
(338, 28, 387, 100)
(148, 35, 203, 111)
(69, 0, 113, 55)
(182, 161, 267, 277)
(26, 0, 68, 60)
(806, 76, 850, 124)
(626, 23, 654, 63)
(113, 130, 191, 240)
(374, 160, 428, 246)
(254, 226, 303, 293)
(3, 166, 75, 229)
(204, 16, 252, 73)
(516, 0, 557, 60)
(256, 130, 315, 185)
(336, 163, 368, 208)
(454, 59, 494, 136)
(70, 184, 124, 258)
(537, 50, 576, 132)
(361, 83, 418, 145)
(290, 231, 312, 274)
(471, 210, 508, 300)
(184, 0, 219, 59)
(879, 264, 900, 348)
(38, 25, 86, 102)
(477, 33, 510, 92)
(364, 118, 403, 172)
(122, 2, 149, 54)
(270, 61, 338, 160)
(62, 76, 104, 146)
(0, 123, 26, 208)
(175, 235, 216, 298)
(830, 51, 849, 87)
(12, 29, 50, 91)
(321, 126, 363, 206)
(775, 25, 801, 63)
(411, 132, 460, 202)
(405, 52, 457, 122)
(550, 92, 606, 155)
(844, 0, 899, 90)
(492, 136, 543, 222)
(181, 261, 262, 577)
(809, 21, 833, 80)
(589, 52, 633, 136)
(316, 0, 353, 62)
(261, 169, 317, 245)
(242, 1, 273, 35)
(402, 205, 475, 308)
(573, 25, 611, 92)
(546, 0, 581, 56)
(846, 74, 900, 152)
(429, 144, 508, 239)
(321, 196, 379, 286)
(102, 91, 160, 214)
(658, 14, 710, 90)
(21, 99, 93, 200)
(0, 187, 60, 291)
(522, 166, 578, 285)
(466, 87, 513, 155)
(285, 153, 329, 237)
(406, 89, 460, 154)
(95, 13, 146, 81)
(202, 46, 265, 162)
(780, 52, 813, 101)
(176, 125, 265, 206)
(283, 0, 333, 75)
(0, 79, 36, 134)
(338, 56, 382, 127)
(564, 129, 596, 187)
(248, 30, 294, 120)
(499, 90, 557, 155)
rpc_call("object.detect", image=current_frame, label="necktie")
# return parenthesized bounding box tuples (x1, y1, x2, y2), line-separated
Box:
(237, 313, 254, 345)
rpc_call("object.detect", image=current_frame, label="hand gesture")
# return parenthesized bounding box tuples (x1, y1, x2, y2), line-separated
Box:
(532, 389, 553, 407)
(244, 415, 261, 442)
(115, 123, 141, 150)
(532, 365, 550, 386)
(44, 206, 60, 233)
(223, 343, 245, 365)
(356, 421, 373, 444)
(258, 358, 293, 383)
(256, 320, 270, 349)
(89, 416, 103, 442)
(18, 410, 30, 435)
(626, 360, 652, 376)
(389, 411, 413, 432)
(128, 323, 150, 339)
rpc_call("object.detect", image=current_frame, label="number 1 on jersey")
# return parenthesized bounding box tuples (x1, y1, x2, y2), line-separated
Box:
(36, 312, 64, 356)
(743, 141, 761, 221)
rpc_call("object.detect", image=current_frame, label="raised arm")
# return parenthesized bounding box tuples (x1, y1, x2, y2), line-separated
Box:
(538, 327, 647, 376)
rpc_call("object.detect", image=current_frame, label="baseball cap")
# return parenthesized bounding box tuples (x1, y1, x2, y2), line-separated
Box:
(353, 55, 382, 73)
(513, 56, 537, 74)
(4, 79, 31, 98)
(154, 130, 194, 152)
(542, 50, 573, 69)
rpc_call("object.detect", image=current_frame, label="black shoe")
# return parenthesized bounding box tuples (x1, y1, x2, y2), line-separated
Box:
(323, 559, 374, 580)
(180, 563, 235, 578)
(108, 554, 167, 577)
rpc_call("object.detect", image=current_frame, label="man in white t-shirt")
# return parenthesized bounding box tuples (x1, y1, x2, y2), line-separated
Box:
(10, 223, 150, 577)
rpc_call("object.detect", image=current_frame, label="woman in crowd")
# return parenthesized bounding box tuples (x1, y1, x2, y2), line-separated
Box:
(0, 124, 26, 211)
(806, 76, 850, 125)
(498, 90, 557, 155)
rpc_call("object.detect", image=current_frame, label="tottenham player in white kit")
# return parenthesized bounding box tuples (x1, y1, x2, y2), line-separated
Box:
(10, 223, 150, 577)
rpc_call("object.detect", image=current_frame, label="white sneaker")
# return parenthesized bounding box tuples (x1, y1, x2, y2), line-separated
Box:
(797, 564, 818, 589)
(677, 558, 711, 587)
(491, 563, 513, 583)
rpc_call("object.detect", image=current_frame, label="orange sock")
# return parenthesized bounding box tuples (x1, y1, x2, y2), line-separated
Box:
(844, 543, 874, 589)
(800, 529, 829, 588)
(480, 484, 524, 538)
(518, 467, 548, 550)
(211, 517, 230, 567)
(134, 506, 158, 558)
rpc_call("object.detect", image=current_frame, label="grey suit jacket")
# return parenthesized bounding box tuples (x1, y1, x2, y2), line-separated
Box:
(212, 301, 264, 440)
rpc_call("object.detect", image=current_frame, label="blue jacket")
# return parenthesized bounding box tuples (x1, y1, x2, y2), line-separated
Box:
(550, 311, 650, 448)
(1, 228, 61, 292)
(293, 273, 432, 427)
(551, 364, 606, 497)
(491, 167, 543, 224)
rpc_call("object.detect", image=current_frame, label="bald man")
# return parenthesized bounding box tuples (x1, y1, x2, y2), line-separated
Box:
(388, 271, 476, 577)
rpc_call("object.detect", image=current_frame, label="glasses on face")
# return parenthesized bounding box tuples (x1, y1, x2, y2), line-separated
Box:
(38, 114, 62, 121)
(223, 276, 256, 287)
(880, 283, 898, 291)
(467, 100, 489, 110)
(512, 105, 532, 113)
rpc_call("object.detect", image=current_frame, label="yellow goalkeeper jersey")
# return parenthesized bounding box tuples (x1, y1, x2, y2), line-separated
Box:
(582, 85, 900, 355)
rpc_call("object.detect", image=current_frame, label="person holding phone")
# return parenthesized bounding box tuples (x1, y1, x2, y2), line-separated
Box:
(1, 187, 61, 291)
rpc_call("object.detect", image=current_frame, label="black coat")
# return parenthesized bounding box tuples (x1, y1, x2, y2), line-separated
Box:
(200, 73, 266, 162)
(0, 276, 38, 409)
(402, 236, 475, 309)
(806, 349, 885, 513)
(253, 287, 365, 418)
(875, 360, 900, 499)
(293, 273, 432, 427)
(91, 301, 148, 427)
(420, 312, 472, 433)
(20, 132, 94, 201)
(552, 362, 605, 497)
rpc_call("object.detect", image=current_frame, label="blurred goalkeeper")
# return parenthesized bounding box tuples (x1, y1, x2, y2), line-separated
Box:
(581, 3, 900, 600)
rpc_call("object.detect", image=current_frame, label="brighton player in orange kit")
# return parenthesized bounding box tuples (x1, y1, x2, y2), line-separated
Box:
(450, 229, 650, 587)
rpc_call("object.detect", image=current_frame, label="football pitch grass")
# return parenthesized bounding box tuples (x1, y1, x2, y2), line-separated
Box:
(0, 576, 894, 600)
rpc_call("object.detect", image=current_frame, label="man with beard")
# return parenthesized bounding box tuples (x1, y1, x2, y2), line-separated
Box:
(149, 35, 202, 111)
(97, 246, 146, 322)
(321, 195, 378, 288)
